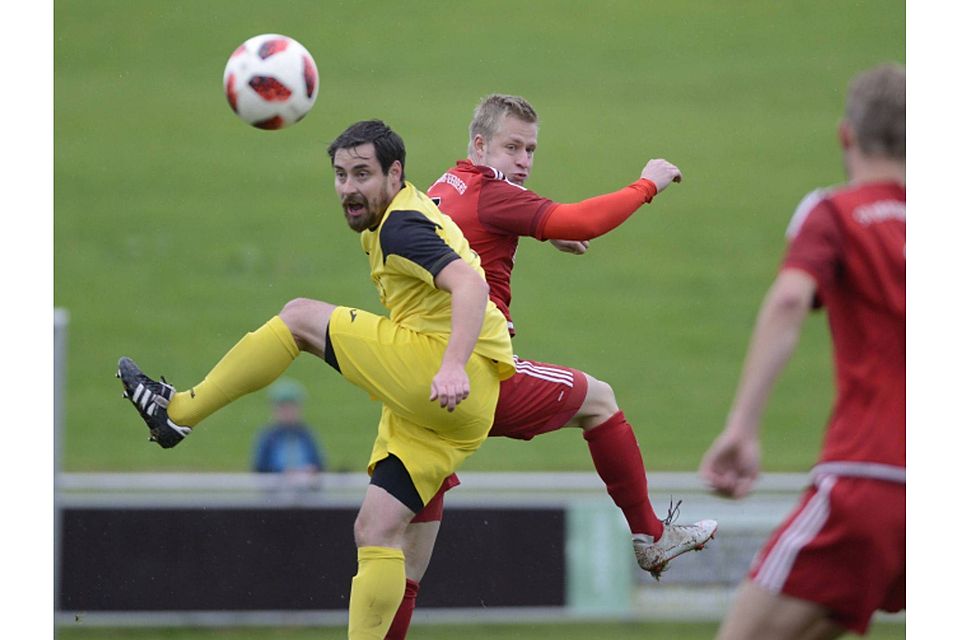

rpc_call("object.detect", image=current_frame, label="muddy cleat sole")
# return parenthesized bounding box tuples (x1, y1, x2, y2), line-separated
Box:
(633, 499, 718, 580)
(116, 356, 192, 448)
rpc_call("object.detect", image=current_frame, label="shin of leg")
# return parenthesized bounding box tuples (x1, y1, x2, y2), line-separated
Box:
(571, 375, 620, 430)
(401, 521, 441, 582)
(349, 486, 414, 639)
(278, 298, 336, 359)
(384, 523, 439, 640)
(384, 578, 420, 640)
(716, 581, 844, 640)
(349, 545, 406, 640)
(577, 394, 662, 537)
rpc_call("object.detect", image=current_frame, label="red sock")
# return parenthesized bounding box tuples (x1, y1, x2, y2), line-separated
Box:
(385, 578, 420, 640)
(583, 411, 664, 539)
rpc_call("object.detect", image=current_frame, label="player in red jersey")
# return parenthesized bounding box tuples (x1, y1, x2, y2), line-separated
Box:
(383, 95, 718, 638)
(699, 63, 905, 639)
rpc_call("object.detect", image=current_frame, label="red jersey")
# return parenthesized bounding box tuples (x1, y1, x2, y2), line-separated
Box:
(428, 160, 557, 334)
(782, 181, 906, 473)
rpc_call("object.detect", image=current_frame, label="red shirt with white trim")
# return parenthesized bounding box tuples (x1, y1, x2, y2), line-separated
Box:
(782, 181, 905, 470)
(428, 161, 556, 334)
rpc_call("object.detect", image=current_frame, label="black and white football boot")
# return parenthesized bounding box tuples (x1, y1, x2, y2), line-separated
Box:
(116, 356, 192, 448)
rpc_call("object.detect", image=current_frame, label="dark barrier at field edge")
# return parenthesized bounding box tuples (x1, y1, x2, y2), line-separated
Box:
(57, 506, 566, 611)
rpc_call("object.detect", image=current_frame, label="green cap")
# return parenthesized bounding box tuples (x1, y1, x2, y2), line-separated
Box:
(268, 378, 306, 404)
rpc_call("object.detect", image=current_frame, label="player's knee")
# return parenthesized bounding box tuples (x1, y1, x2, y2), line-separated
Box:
(353, 515, 373, 547)
(354, 511, 404, 548)
(587, 378, 619, 414)
(279, 297, 316, 329)
(278, 298, 333, 352)
(578, 377, 620, 428)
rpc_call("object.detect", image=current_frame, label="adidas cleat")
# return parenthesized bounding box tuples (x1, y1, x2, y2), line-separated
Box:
(116, 356, 192, 448)
(633, 499, 718, 580)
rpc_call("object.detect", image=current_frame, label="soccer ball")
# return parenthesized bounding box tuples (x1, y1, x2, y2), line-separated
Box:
(223, 34, 318, 130)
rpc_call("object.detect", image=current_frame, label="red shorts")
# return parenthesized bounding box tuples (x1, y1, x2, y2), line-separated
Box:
(410, 357, 588, 523)
(489, 356, 589, 439)
(410, 473, 460, 523)
(749, 474, 905, 634)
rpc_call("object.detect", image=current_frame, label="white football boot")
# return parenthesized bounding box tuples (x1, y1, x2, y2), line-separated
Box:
(632, 499, 718, 580)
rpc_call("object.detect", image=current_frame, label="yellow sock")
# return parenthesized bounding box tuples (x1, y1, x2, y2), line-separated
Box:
(167, 316, 299, 427)
(348, 546, 405, 640)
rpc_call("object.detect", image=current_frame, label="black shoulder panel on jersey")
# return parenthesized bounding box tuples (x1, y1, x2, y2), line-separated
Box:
(380, 209, 460, 277)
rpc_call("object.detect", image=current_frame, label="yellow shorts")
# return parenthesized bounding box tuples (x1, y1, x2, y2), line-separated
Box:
(327, 305, 501, 505)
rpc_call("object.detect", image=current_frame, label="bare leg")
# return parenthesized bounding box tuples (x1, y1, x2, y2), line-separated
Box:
(400, 521, 441, 582)
(278, 298, 337, 359)
(566, 374, 620, 430)
(349, 485, 414, 640)
(383, 522, 440, 639)
(715, 580, 845, 640)
(354, 484, 415, 548)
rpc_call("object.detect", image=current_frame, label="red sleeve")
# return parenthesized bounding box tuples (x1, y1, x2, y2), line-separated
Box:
(538, 179, 658, 241)
(477, 179, 556, 238)
(782, 200, 843, 298)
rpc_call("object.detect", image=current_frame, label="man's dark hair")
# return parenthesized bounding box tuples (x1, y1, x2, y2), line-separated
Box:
(327, 119, 406, 181)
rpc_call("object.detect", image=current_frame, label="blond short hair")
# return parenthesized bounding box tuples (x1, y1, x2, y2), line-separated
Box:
(468, 94, 538, 154)
(844, 63, 905, 159)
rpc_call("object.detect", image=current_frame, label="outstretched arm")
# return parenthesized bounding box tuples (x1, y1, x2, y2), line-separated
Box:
(540, 159, 682, 241)
(699, 269, 816, 498)
(431, 258, 491, 412)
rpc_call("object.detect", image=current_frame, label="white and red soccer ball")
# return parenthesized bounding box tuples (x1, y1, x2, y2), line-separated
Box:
(223, 34, 318, 130)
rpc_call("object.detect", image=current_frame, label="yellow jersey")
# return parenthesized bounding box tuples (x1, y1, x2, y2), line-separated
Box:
(360, 182, 514, 380)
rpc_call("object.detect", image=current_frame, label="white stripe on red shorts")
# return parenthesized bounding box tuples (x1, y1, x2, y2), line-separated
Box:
(513, 357, 575, 388)
(754, 475, 837, 592)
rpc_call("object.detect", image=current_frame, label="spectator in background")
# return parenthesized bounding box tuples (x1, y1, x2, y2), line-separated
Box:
(252, 378, 326, 474)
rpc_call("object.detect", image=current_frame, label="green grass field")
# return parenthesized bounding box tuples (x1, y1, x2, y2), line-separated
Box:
(55, 0, 904, 474)
(56, 620, 906, 640)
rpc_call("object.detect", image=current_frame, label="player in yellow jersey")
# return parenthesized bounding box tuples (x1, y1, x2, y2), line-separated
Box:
(117, 120, 514, 640)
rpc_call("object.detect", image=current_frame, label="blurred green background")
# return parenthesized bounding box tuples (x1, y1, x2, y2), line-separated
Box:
(54, 0, 905, 474)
